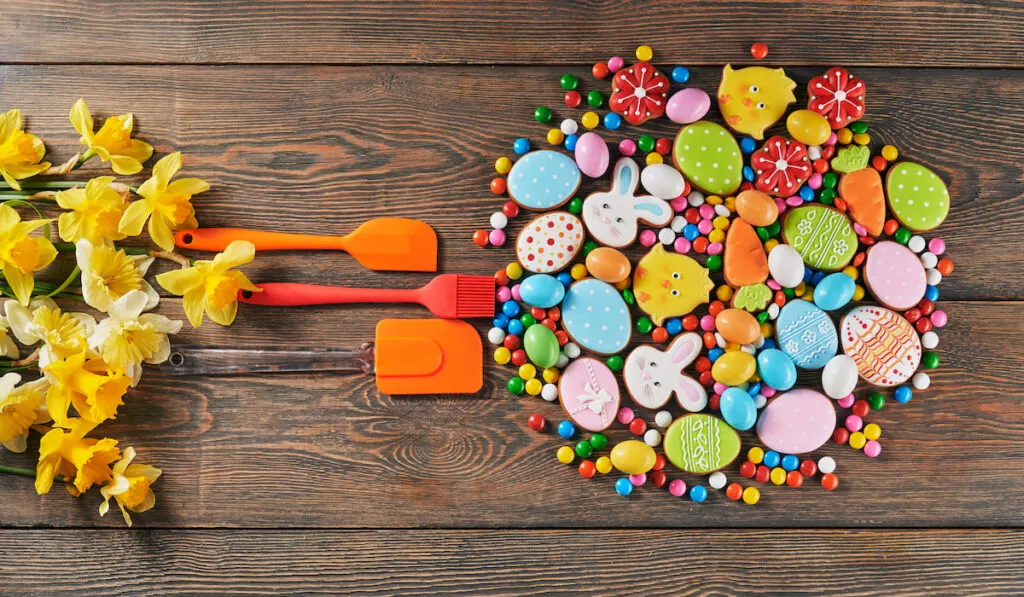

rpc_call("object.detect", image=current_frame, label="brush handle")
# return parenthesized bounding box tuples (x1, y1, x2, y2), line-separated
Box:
(174, 228, 349, 252)
(239, 282, 421, 307)
(159, 347, 375, 376)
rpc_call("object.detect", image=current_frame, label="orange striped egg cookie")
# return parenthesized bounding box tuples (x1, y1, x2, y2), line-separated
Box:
(840, 306, 921, 387)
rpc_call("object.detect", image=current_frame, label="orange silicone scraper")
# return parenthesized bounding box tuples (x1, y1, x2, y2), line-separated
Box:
(173, 218, 438, 272)
(159, 319, 482, 395)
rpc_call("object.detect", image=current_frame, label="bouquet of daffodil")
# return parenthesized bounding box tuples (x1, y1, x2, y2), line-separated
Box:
(0, 100, 259, 526)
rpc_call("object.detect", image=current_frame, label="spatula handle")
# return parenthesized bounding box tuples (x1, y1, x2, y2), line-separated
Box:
(159, 347, 375, 376)
(174, 228, 348, 252)
(239, 282, 421, 307)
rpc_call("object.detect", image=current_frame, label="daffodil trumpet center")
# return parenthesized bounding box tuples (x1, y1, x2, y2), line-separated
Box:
(205, 275, 239, 309)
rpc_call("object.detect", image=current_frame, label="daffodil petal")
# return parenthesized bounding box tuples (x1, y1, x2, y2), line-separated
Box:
(4, 162, 50, 180)
(0, 334, 19, 359)
(109, 156, 142, 176)
(0, 109, 20, 143)
(1, 170, 22, 191)
(212, 240, 256, 271)
(156, 267, 203, 296)
(166, 177, 210, 196)
(182, 287, 206, 327)
(34, 238, 57, 271)
(4, 300, 35, 344)
(227, 269, 261, 292)
(69, 99, 94, 138)
(125, 139, 154, 163)
(119, 200, 153, 237)
(153, 152, 181, 187)
(148, 214, 175, 252)
(205, 299, 238, 326)
(0, 204, 21, 232)
(2, 264, 34, 305)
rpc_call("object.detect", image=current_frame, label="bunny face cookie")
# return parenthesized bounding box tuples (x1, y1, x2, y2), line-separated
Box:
(582, 157, 672, 248)
(624, 333, 708, 412)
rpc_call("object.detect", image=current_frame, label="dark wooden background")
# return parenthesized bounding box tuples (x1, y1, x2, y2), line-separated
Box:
(1, 1, 1022, 595)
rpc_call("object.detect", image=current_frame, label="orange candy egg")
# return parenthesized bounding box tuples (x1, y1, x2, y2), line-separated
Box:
(735, 190, 779, 227)
(584, 247, 632, 284)
(715, 308, 760, 345)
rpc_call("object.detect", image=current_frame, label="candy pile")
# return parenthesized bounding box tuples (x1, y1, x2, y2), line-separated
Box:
(474, 45, 952, 505)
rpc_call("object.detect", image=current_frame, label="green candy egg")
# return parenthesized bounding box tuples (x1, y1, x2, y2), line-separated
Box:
(524, 324, 559, 368)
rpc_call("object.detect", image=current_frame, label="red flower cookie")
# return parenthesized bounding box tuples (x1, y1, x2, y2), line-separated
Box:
(609, 62, 669, 125)
(807, 67, 866, 130)
(751, 136, 811, 197)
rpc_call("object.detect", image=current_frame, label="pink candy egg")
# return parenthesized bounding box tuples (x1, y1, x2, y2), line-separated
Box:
(665, 88, 711, 124)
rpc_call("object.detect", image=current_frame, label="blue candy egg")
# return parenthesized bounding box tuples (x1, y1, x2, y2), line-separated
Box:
(557, 420, 576, 439)
(742, 165, 755, 182)
(719, 387, 757, 431)
(518, 274, 566, 309)
(799, 185, 815, 202)
(708, 347, 724, 362)
(615, 477, 634, 496)
(756, 348, 797, 391)
(739, 137, 757, 154)
(813, 272, 856, 311)
(763, 450, 781, 468)
(689, 484, 708, 502)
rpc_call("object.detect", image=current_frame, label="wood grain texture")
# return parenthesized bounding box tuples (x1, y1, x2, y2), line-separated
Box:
(1, 529, 1022, 596)
(0, 1, 1021, 67)
(0, 65, 1019, 299)
(0, 299, 1019, 528)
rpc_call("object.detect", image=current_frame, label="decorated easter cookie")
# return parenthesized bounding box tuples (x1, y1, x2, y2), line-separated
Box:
(838, 167, 885, 236)
(841, 305, 922, 387)
(663, 414, 741, 474)
(717, 65, 796, 140)
(560, 279, 631, 354)
(723, 218, 769, 287)
(609, 61, 670, 125)
(633, 244, 714, 325)
(515, 211, 584, 274)
(558, 357, 620, 432)
(751, 136, 811, 197)
(886, 162, 950, 231)
(807, 67, 866, 129)
(624, 333, 707, 411)
(781, 205, 857, 271)
(731, 283, 772, 312)
(506, 150, 581, 210)
(671, 121, 743, 196)
(583, 157, 672, 248)
(757, 389, 836, 454)
(775, 299, 838, 370)
(830, 145, 870, 174)
(863, 241, 927, 311)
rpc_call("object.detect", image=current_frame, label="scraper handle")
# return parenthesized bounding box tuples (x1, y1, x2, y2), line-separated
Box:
(174, 228, 349, 252)
(159, 347, 375, 376)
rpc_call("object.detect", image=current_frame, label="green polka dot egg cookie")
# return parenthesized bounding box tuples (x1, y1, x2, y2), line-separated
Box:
(886, 161, 950, 231)
(672, 120, 742, 196)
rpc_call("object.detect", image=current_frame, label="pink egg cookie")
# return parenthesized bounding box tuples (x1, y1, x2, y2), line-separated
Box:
(841, 305, 922, 387)
(515, 211, 584, 274)
(558, 357, 621, 432)
(863, 241, 927, 311)
(756, 388, 836, 454)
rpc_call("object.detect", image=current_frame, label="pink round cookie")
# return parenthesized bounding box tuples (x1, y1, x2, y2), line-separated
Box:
(558, 357, 621, 432)
(863, 241, 926, 311)
(516, 211, 584, 274)
(756, 388, 836, 454)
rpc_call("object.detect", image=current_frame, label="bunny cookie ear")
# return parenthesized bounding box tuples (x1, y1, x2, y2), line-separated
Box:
(610, 157, 640, 196)
(667, 332, 702, 367)
(632, 196, 672, 226)
(676, 376, 709, 412)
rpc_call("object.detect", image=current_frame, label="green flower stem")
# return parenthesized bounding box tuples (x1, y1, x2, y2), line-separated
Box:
(0, 181, 82, 190)
(73, 148, 97, 171)
(0, 194, 57, 202)
(0, 465, 67, 483)
(52, 242, 151, 256)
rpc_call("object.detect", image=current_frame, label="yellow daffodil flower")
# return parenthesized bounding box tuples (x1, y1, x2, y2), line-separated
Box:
(55, 177, 128, 245)
(43, 343, 132, 427)
(0, 109, 51, 191)
(36, 417, 119, 495)
(118, 152, 206, 251)
(90, 290, 182, 385)
(99, 446, 161, 527)
(69, 99, 153, 176)
(75, 239, 158, 313)
(156, 240, 259, 327)
(5, 297, 96, 367)
(0, 374, 50, 453)
(0, 204, 58, 305)
(0, 314, 19, 359)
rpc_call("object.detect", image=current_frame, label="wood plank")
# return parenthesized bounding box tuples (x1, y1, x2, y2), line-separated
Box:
(0, 65, 1018, 299)
(1, 529, 1022, 595)
(1, 1, 1021, 67)
(0, 300, 1019, 528)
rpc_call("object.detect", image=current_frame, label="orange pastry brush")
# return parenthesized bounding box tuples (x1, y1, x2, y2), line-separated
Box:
(237, 274, 495, 319)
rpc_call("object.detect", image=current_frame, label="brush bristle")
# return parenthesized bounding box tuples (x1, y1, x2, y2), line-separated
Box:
(456, 275, 496, 317)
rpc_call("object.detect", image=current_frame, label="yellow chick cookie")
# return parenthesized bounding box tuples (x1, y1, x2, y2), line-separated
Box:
(632, 244, 714, 325)
(717, 65, 796, 140)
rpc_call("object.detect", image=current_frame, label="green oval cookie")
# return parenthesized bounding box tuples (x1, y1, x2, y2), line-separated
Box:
(672, 121, 743, 196)
(781, 205, 857, 271)
(886, 162, 949, 231)
(663, 414, 741, 474)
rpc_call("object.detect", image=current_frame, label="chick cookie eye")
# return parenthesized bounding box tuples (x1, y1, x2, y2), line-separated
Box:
(602, 203, 610, 209)
(671, 289, 680, 296)
(749, 85, 759, 93)
(615, 217, 624, 223)
(672, 272, 681, 279)
(757, 102, 766, 109)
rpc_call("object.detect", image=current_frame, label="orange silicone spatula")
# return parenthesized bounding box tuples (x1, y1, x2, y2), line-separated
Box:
(173, 218, 437, 272)
(159, 319, 483, 395)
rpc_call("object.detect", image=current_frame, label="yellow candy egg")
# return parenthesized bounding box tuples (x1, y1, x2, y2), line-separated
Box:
(615, 278, 631, 290)
(760, 322, 774, 338)
(494, 347, 511, 364)
(542, 367, 560, 383)
(636, 45, 653, 61)
(786, 109, 831, 146)
(853, 132, 871, 146)
(742, 486, 760, 505)
(770, 467, 786, 485)
(711, 350, 756, 385)
(547, 128, 565, 145)
(518, 363, 536, 380)
(570, 263, 588, 280)
(610, 440, 657, 475)
(853, 285, 866, 301)
(849, 431, 867, 450)
(836, 128, 853, 145)
(748, 446, 765, 464)
(645, 152, 663, 166)
(864, 423, 882, 441)
(495, 157, 513, 174)
(764, 238, 779, 252)
(706, 195, 723, 205)
(581, 111, 599, 129)
(556, 446, 575, 464)
(595, 456, 613, 474)
(525, 378, 543, 395)
(881, 145, 899, 161)
(842, 265, 859, 280)
(506, 262, 524, 280)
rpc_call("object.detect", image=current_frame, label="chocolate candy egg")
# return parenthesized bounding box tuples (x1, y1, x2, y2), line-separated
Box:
(715, 308, 760, 345)
(585, 247, 631, 283)
(666, 87, 711, 125)
(711, 350, 756, 385)
(524, 324, 559, 368)
(575, 132, 610, 178)
(519, 273, 565, 309)
(767, 244, 805, 288)
(735, 189, 778, 226)
(640, 163, 686, 200)
(786, 109, 831, 146)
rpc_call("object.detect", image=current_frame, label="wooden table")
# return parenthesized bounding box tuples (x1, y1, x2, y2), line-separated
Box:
(2, 1, 1023, 594)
